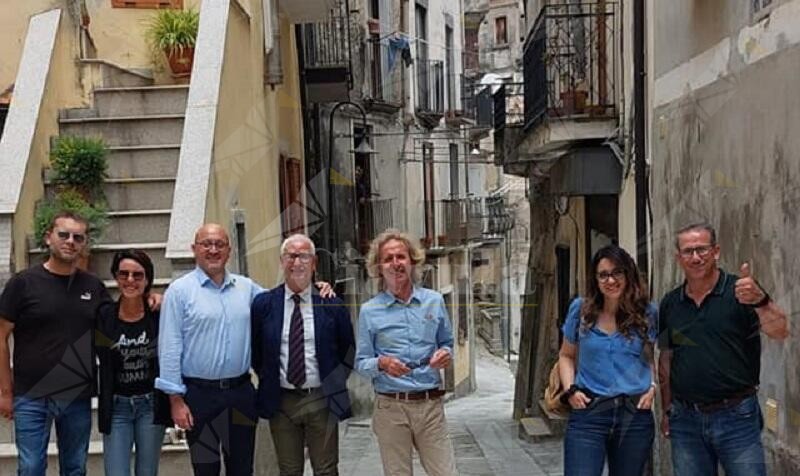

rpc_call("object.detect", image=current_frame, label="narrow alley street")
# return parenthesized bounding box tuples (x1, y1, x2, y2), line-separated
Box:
(337, 346, 564, 476)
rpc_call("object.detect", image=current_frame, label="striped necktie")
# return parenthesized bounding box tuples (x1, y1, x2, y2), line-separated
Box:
(287, 293, 306, 388)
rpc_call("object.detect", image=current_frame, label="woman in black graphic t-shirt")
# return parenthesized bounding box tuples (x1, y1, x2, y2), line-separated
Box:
(96, 250, 171, 476)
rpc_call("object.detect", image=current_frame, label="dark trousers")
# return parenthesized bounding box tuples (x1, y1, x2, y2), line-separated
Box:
(184, 381, 258, 476)
(269, 388, 340, 476)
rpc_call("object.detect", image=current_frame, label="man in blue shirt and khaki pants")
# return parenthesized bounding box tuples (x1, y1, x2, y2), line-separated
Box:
(356, 229, 457, 476)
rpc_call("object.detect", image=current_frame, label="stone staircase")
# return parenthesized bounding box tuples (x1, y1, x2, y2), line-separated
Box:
(31, 66, 189, 292)
(12, 64, 192, 473)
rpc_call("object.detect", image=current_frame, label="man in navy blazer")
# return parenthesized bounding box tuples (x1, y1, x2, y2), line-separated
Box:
(251, 234, 355, 476)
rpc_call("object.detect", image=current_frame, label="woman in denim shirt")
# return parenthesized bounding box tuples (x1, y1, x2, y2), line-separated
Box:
(558, 245, 657, 476)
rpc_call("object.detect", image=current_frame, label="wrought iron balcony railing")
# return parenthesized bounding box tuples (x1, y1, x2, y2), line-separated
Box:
(416, 59, 445, 115)
(460, 75, 493, 128)
(299, 0, 353, 100)
(493, 83, 525, 164)
(364, 40, 402, 106)
(358, 197, 394, 253)
(523, 2, 617, 129)
(440, 198, 483, 246)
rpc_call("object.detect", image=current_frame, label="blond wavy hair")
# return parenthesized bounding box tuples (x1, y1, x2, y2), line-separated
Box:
(366, 229, 426, 290)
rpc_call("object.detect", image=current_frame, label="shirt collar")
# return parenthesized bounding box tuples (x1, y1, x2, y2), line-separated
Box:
(380, 286, 423, 306)
(680, 268, 728, 301)
(193, 266, 235, 289)
(285, 284, 313, 302)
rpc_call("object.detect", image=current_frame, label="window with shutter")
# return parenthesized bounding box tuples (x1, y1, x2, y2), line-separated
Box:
(279, 156, 306, 238)
(111, 0, 183, 9)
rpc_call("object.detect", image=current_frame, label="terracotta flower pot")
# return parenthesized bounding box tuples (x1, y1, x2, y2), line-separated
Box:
(165, 46, 195, 77)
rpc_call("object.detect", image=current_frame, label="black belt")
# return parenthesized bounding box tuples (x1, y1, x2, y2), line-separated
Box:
(183, 373, 250, 390)
(378, 389, 445, 401)
(676, 387, 757, 414)
(281, 387, 320, 395)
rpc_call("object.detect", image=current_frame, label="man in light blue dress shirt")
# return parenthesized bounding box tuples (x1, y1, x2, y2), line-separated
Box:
(355, 230, 457, 476)
(156, 223, 263, 476)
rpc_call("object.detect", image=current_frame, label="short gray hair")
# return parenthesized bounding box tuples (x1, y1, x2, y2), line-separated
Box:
(675, 222, 717, 249)
(280, 234, 316, 255)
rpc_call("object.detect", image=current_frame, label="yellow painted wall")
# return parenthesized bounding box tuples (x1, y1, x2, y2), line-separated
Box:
(6, 9, 86, 272)
(205, 1, 303, 286)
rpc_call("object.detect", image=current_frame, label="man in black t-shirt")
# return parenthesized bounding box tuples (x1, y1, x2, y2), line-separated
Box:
(658, 222, 789, 476)
(0, 211, 111, 475)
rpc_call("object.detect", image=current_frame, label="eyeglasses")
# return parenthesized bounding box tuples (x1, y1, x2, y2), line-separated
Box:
(194, 240, 229, 251)
(597, 269, 626, 283)
(678, 245, 714, 259)
(55, 230, 86, 244)
(282, 253, 314, 264)
(116, 270, 146, 282)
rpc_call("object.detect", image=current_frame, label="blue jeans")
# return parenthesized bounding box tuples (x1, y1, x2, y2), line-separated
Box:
(563, 396, 655, 476)
(103, 393, 166, 476)
(669, 395, 766, 476)
(13, 396, 91, 476)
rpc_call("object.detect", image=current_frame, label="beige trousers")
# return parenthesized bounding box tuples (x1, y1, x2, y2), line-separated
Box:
(371, 395, 457, 476)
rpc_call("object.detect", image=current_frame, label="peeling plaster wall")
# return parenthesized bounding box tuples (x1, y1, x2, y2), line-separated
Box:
(652, 0, 800, 472)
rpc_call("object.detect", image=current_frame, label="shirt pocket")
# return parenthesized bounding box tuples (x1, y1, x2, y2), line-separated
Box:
(420, 317, 439, 344)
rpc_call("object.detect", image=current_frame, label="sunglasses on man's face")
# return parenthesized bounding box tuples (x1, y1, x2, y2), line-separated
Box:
(54, 230, 87, 244)
(116, 270, 146, 282)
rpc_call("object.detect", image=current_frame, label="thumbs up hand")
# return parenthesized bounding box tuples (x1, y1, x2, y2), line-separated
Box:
(735, 262, 767, 306)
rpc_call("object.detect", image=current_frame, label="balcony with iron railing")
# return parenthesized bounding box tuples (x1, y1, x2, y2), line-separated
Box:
(522, 2, 618, 134)
(435, 198, 483, 247)
(363, 39, 403, 112)
(493, 82, 526, 174)
(357, 197, 394, 254)
(299, 1, 354, 103)
(415, 59, 445, 126)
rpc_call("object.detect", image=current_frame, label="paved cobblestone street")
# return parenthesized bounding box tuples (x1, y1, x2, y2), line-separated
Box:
(337, 347, 564, 476)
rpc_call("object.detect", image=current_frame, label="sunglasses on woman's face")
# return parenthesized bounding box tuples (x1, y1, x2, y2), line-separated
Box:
(116, 270, 146, 282)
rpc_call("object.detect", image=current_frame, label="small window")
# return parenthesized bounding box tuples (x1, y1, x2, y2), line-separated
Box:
(495, 16, 508, 45)
(111, 0, 183, 9)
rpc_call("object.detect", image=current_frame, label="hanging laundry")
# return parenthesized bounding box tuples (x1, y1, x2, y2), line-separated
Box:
(387, 35, 412, 71)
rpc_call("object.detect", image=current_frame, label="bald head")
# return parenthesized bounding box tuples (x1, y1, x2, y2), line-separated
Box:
(191, 223, 231, 283)
(194, 223, 229, 243)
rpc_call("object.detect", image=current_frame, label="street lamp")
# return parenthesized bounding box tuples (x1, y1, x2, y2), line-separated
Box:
(326, 101, 376, 280)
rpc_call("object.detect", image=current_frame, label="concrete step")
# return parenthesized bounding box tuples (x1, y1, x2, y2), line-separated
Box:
(100, 210, 171, 245)
(79, 59, 154, 88)
(106, 145, 180, 180)
(88, 244, 171, 280)
(27, 244, 171, 283)
(518, 417, 556, 444)
(538, 398, 568, 435)
(0, 441, 189, 476)
(58, 115, 185, 147)
(104, 178, 176, 211)
(93, 85, 189, 117)
(43, 178, 176, 212)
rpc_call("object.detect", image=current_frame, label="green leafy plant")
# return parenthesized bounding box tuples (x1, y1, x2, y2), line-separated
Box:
(145, 8, 199, 57)
(50, 135, 108, 199)
(33, 189, 109, 249)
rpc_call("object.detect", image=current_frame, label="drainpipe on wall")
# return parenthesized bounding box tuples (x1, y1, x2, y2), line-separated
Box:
(633, 0, 649, 278)
(264, 0, 283, 85)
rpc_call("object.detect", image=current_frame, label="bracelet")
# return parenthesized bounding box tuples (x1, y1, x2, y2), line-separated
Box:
(560, 384, 579, 404)
(650, 381, 657, 389)
(752, 291, 771, 308)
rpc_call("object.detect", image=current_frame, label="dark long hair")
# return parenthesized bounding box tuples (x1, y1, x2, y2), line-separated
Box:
(110, 249, 155, 296)
(581, 245, 650, 339)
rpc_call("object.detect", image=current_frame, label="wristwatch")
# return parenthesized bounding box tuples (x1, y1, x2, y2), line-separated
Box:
(752, 290, 771, 308)
(560, 384, 579, 404)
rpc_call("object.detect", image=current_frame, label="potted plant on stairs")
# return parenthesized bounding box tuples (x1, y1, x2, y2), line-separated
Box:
(146, 8, 200, 78)
(33, 136, 110, 270)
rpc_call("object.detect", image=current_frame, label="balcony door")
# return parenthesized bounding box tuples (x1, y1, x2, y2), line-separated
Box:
(415, 2, 429, 110)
